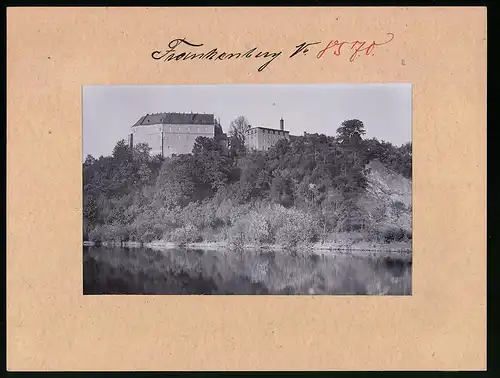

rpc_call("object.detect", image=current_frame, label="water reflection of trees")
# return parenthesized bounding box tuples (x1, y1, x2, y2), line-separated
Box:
(83, 247, 411, 295)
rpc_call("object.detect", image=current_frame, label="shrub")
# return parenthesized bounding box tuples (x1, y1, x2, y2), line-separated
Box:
(170, 224, 202, 245)
(228, 203, 252, 226)
(381, 227, 412, 243)
(158, 206, 182, 230)
(265, 204, 288, 234)
(274, 207, 320, 249)
(214, 199, 234, 226)
(141, 230, 158, 243)
(391, 200, 406, 218)
(331, 231, 366, 245)
(371, 203, 387, 223)
(227, 218, 247, 249)
(88, 223, 128, 242)
(246, 210, 273, 244)
(200, 228, 222, 243)
(88, 225, 104, 242)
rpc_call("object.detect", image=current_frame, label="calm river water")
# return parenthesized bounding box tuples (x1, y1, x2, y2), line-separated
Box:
(83, 246, 412, 295)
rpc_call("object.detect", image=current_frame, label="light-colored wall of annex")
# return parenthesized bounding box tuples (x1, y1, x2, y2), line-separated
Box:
(246, 128, 289, 151)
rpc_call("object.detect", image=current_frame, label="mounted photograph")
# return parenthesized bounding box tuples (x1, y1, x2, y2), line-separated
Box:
(83, 84, 412, 295)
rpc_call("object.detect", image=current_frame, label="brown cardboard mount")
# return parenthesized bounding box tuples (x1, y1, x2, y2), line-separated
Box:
(6, 7, 486, 371)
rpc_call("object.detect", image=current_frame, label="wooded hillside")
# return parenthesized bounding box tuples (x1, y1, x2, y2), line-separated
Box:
(83, 119, 412, 248)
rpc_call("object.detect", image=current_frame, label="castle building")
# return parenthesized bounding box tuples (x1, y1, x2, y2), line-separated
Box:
(245, 118, 290, 151)
(129, 112, 227, 157)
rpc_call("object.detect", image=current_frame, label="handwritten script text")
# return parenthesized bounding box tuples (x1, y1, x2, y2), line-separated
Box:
(152, 34, 395, 72)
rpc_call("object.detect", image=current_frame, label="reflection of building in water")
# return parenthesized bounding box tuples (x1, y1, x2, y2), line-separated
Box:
(245, 118, 290, 151)
(129, 112, 228, 157)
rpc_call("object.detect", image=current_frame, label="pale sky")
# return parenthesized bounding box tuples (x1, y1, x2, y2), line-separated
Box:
(83, 84, 411, 159)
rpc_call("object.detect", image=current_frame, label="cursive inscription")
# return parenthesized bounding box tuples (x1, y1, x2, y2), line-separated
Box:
(289, 41, 322, 58)
(152, 34, 395, 72)
(152, 38, 282, 72)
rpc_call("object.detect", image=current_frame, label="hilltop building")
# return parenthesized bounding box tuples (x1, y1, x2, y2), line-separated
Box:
(129, 112, 228, 157)
(245, 118, 290, 151)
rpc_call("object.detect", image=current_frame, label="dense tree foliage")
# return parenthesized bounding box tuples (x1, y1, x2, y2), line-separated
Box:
(228, 116, 250, 155)
(83, 120, 412, 246)
(336, 119, 366, 145)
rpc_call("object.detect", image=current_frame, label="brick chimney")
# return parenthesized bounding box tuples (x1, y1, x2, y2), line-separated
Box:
(280, 118, 284, 131)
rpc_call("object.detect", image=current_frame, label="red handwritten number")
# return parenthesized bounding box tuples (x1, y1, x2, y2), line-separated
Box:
(334, 41, 346, 56)
(316, 33, 394, 61)
(349, 41, 365, 62)
(316, 40, 346, 59)
(317, 40, 335, 59)
(365, 41, 377, 56)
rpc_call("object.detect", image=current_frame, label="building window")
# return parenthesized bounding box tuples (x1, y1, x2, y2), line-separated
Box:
(188, 127, 190, 132)
(169, 127, 172, 132)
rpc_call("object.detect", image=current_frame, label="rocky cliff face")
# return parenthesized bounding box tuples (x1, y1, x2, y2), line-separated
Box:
(358, 159, 412, 233)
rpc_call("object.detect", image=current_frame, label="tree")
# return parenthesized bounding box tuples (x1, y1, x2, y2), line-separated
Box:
(391, 200, 406, 219)
(133, 143, 152, 163)
(270, 175, 294, 207)
(229, 116, 250, 153)
(83, 195, 99, 224)
(336, 119, 366, 145)
(400, 141, 412, 157)
(137, 164, 153, 183)
(84, 155, 96, 167)
(112, 139, 131, 162)
(397, 142, 412, 179)
(192, 136, 220, 154)
(236, 152, 270, 202)
(154, 155, 199, 208)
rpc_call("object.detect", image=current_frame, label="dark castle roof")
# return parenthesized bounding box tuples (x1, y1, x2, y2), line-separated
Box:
(133, 112, 216, 126)
(246, 126, 289, 133)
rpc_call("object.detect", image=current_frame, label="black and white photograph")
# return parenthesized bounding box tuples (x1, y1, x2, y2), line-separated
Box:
(83, 84, 412, 295)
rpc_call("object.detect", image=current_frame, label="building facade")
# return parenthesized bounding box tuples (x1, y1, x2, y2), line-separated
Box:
(245, 118, 290, 151)
(130, 112, 227, 157)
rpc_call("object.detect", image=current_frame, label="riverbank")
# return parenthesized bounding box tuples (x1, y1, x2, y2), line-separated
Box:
(84, 239, 412, 261)
(147, 240, 411, 261)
